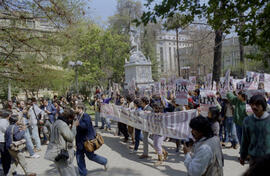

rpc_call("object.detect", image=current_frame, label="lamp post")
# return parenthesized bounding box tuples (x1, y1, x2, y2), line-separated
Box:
(68, 60, 83, 94)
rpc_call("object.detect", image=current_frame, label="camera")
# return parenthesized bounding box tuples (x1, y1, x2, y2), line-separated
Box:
(55, 149, 69, 162)
(181, 138, 194, 147)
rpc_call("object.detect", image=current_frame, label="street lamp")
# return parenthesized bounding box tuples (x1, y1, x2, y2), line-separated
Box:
(68, 60, 83, 94)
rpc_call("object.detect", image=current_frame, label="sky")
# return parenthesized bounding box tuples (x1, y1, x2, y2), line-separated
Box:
(88, 0, 148, 25)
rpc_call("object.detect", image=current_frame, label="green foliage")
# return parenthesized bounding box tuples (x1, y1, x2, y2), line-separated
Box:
(62, 22, 130, 94)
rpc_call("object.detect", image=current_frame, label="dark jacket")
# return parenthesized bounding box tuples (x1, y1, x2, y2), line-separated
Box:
(41, 103, 57, 123)
(75, 113, 96, 151)
(5, 124, 25, 149)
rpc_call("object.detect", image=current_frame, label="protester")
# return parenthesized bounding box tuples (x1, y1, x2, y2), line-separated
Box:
(126, 94, 135, 144)
(100, 93, 112, 130)
(117, 96, 129, 142)
(266, 92, 270, 105)
(17, 101, 40, 158)
(45, 108, 77, 176)
(130, 98, 143, 154)
(227, 91, 247, 144)
(28, 98, 45, 152)
(221, 98, 239, 149)
(54, 100, 64, 116)
(0, 110, 11, 175)
(75, 103, 108, 176)
(93, 95, 101, 128)
(139, 96, 154, 159)
(192, 89, 200, 109)
(242, 154, 270, 176)
(240, 94, 270, 167)
(184, 115, 223, 176)
(151, 100, 168, 166)
(216, 93, 227, 143)
(207, 106, 221, 136)
(5, 114, 36, 176)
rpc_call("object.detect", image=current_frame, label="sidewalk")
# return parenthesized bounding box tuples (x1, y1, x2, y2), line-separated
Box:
(6, 130, 248, 176)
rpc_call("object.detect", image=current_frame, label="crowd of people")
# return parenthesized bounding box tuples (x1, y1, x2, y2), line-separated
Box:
(0, 95, 107, 176)
(0, 84, 269, 176)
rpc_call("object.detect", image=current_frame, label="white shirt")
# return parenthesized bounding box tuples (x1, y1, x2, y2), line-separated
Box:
(28, 104, 44, 126)
(184, 138, 213, 176)
(0, 119, 9, 143)
(254, 111, 269, 120)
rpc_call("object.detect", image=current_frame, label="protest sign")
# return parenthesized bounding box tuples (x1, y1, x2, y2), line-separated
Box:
(189, 76, 196, 90)
(175, 79, 189, 105)
(263, 73, 270, 92)
(245, 71, 259, 90)
(100, 104, 197, 139)
(199, 90, 217, 117)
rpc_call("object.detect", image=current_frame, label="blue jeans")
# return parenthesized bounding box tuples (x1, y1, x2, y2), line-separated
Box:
(31, 125, 41, 150)
(76, 149, 107, 176)
(101, 117, 111, 129)
(24, 128, 35, 156)
(95, 112, 100, 126)
(225, 117, 238, 146)
(134, 129, 142, 151)
(236, 124, 243, 145)
(219, 119, 228, 142)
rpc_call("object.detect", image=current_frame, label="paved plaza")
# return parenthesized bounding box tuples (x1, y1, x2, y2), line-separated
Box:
(11, 128, 248, 176)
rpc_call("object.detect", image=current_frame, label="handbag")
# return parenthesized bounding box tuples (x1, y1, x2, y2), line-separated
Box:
(84, 133, 104, 152)
(10, 125, 26, 152)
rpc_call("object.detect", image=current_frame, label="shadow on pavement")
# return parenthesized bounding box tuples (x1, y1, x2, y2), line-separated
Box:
(223, 153, 239, 163)
(87, 167, 142, 176)
(102, 135, 187, 176)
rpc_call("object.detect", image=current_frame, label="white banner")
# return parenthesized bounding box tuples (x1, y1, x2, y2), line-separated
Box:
(100, 104, 197, 139)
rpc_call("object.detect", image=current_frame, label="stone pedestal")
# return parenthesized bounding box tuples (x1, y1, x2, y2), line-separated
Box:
(125, 50, 154, 89)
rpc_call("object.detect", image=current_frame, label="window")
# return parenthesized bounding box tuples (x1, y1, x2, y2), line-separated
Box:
(160, 47, 164, 72)
(26, 20, 35, 28)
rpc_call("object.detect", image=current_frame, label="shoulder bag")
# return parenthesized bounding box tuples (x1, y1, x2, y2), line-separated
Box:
(79, 114, 104, 152)
(10, 125, 26, 152)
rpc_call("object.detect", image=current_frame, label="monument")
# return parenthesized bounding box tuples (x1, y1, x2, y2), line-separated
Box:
(125, 27, 154, 89)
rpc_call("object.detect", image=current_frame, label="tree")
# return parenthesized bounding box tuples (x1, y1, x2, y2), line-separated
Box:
(0, 0, 85, 97)
(139, 0, 270, 83)
(62, 22, 130, 95)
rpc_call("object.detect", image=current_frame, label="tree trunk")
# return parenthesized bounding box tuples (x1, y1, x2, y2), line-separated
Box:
(239, 38, 245, 78)
(8, 80, 12, 101)
(212, 29, 223, 85)
(176, 28, 180, 77)
(239, 12, 245, 78)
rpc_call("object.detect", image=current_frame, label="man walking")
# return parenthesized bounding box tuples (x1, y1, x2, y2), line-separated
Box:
(139, 96, 154, 159)
(240, 94, 270, 166)
(75, 103, 108, 176)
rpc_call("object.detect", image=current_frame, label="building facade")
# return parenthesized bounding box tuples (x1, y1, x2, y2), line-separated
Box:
(155, 32, 192, 77)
